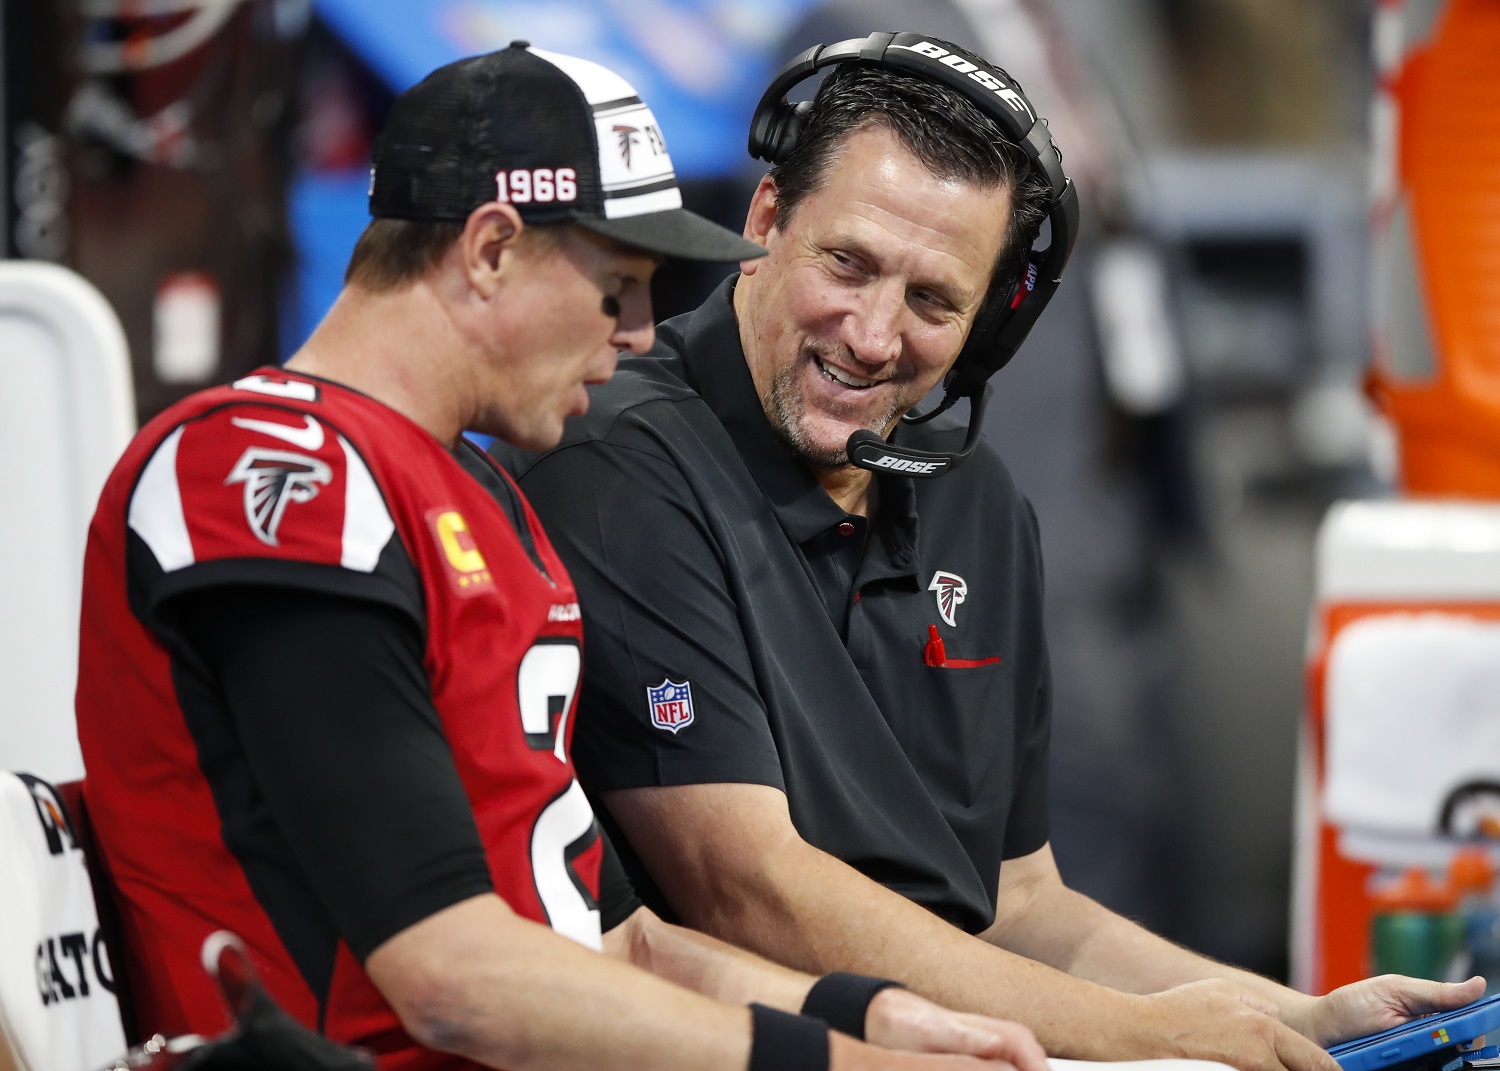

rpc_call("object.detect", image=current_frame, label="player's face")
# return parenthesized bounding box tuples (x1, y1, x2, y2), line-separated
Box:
(735, 124, 1012, 468)
(482, 226, 658, 450)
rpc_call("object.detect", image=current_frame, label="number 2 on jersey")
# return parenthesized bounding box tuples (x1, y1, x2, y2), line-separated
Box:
(518, 639, 580, 761)
(518, 638, 602, 949)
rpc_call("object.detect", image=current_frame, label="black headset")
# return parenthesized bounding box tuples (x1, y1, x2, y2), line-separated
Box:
(748, 30, 1081, 477)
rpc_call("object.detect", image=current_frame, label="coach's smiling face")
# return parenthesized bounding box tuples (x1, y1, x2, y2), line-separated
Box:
(733, 123, 1011, 470)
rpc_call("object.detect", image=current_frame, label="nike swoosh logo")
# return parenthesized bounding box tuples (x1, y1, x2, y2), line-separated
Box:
(231, 414, 325, 452)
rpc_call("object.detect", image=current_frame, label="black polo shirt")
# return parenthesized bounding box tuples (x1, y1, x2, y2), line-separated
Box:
(494, 277, 1051, 935)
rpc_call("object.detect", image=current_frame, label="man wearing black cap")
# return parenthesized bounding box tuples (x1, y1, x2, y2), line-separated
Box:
(498, 31, 1484, 1071)
(74, 43, 1052, 1071)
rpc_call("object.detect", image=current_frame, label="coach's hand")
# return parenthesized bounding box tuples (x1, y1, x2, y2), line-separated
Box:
(1139, 979, 1340, 1071)
(861, 987, 1048, 1071)
(1280, 974, 1485, 1047)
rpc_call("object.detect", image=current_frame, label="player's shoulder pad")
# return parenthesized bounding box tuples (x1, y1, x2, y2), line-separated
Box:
(127, 385, 395, 576)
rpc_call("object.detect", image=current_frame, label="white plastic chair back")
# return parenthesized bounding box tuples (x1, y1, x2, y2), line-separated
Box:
(0, 263, 134, 781)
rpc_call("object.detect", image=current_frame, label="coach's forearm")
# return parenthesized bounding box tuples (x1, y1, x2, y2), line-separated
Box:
(992, 878, 1484, 1049)
(981, 852, 1319, 1028)
(982, 847, 1266, 992)
(604, 785, 1172, 1061)
(605, 904, 815, 1012)
(1059, 904, 1308, 1017)
(704, 839, 1155, 1055)
(604, 906, 1054, 1070)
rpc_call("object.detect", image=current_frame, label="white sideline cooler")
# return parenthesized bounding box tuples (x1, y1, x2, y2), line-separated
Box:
(1293, 499, 1500, 993)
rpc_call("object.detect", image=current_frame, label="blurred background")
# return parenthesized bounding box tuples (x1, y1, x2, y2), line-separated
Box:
(0, 0, 1449, 986)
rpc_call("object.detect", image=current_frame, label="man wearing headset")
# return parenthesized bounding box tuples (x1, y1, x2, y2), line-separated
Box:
(76, 42, 1057, 1071)
(496, 33, 1482, 1071)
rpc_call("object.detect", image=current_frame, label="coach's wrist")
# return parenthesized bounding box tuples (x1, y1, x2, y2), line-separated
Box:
(801, 972, 906, 1040)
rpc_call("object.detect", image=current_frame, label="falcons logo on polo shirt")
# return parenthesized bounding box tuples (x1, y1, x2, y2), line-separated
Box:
(928, 571, 968, 627)
(225, 447, 333, 546)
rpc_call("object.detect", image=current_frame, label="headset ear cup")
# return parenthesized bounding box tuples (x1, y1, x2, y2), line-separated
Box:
(767, 101, 814, 164)
(948, 270, 1022, 394)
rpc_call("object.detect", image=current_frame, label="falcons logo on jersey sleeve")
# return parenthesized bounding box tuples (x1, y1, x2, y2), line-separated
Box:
(928, 571, 968, 627)
(225, 447, 333, 546)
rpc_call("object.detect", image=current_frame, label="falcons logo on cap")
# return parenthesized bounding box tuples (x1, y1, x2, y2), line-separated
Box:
(928, 571, 968, 627)
(225, 447, 333, 546)
(613, 124, 640, 168)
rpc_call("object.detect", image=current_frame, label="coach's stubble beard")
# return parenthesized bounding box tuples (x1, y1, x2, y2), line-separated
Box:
(763, 340, 917, 469)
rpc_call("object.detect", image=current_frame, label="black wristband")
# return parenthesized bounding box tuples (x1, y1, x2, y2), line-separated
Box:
(800, 972, 906, 1040)
(749, 1004, 830, 1071)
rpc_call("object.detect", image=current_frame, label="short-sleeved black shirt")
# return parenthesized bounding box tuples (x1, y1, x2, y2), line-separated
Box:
(496, 278, 1052, 935)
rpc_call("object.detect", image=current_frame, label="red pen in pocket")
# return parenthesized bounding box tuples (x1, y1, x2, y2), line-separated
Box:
(923, 624, 1001, 668)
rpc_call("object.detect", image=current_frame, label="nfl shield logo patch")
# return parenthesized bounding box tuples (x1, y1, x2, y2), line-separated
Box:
(647, 678, 695, 733)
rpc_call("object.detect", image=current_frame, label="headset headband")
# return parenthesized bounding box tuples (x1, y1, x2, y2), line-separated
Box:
(748, 31, 1080, 408)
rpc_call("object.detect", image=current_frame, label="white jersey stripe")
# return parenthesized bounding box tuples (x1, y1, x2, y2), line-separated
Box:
(127, 426, 195, 573)
(338, 434, 395, 572)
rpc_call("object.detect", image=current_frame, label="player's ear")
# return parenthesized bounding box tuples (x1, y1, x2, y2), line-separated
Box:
(740, 175, 778, 276)
(461, 202, 524, 297)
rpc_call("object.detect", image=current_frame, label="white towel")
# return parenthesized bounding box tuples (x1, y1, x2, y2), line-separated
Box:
(1324, 613, 1500, 837)
(0, 773, 125, 1071)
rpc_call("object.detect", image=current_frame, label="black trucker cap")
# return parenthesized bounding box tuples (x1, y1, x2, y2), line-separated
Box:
(369, 42, 764, 263)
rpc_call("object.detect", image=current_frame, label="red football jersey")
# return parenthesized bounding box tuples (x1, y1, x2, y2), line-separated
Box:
(76, 370, 601, 1068)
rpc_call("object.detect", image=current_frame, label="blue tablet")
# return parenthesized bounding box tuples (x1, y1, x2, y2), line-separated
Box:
(1328, 995, 1500, 1071)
